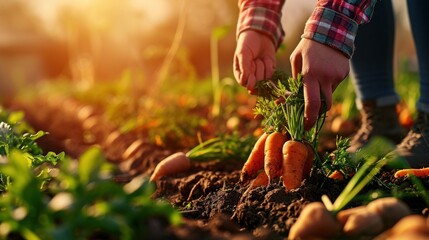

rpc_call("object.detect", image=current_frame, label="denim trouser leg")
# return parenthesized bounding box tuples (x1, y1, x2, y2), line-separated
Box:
(407, 0, 429, 113)
(350, 0, 400, 108)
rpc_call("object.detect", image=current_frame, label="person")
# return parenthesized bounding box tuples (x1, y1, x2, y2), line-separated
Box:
(348, 0, 429, 168)
(233, 0, 429, 167)
(234, 0, 377, 130)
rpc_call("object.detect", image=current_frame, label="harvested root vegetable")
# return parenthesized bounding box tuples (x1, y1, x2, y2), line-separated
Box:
(366, 197, 411, 229)
(341, 208, 383, 236)
(264, 132, 288, 183)
(149, 152, 191, 182)
(288, 202, 341, 239)
(337, 197, 411, 237)
(240, 132, 268, 184)
(394, 167, 429, 178)
(282, 140, 308, 191)
(302, 142, 314, 179)
(242, 171, 268, 197)
(375, 215, 429, 239)
(389, 214, 429, 235)
(328, 170, 345, 180)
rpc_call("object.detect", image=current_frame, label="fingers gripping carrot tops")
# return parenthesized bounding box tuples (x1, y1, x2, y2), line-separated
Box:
(149, 152, 191, 182)
(240, 132, 268, 184)
(264, 131, 288, 183)
(282, 140, 308, 191)
(250, 72, 325, 190)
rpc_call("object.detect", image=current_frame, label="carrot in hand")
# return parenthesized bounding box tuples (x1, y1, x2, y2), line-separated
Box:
(264, 131, 288, 183)
(394, 167, 429, 178)
(302, 142, 314, 179)
(282, 140, 308, 191)
(149, 152, 191, 182)
(240, 132, 268, 184)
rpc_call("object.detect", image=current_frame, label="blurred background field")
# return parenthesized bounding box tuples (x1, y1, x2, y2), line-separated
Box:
(0, 0, 421, 148)
(0, 0, 418, 85)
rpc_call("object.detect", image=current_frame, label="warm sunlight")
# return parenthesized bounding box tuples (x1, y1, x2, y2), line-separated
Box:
(0, 1, 425, 239)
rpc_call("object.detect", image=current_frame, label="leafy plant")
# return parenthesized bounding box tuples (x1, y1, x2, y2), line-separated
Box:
(0, 108, 181, 239)
(0, 109, 65, 191)
(0, 147, 181, 240)
(186, 133, 256, 162)
(253, 72, 326, 145)
(321, 137, 355, 178)
(321, 137, 409, 214)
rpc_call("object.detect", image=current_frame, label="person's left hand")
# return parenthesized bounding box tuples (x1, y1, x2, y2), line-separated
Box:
(290, 38, 350, 130)
(234, 30, 277, 94)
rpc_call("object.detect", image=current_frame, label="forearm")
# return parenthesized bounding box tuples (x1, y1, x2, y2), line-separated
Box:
(237, 0, 286, 49)
(302, 0, 378, 58)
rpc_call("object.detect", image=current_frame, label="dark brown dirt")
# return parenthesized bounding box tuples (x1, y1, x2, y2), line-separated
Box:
(5, 97, 429, 240)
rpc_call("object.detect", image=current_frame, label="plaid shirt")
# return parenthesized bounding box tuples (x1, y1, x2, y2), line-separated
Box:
(237, 0, 378, 58)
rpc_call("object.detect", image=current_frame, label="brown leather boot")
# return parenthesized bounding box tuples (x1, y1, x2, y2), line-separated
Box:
(348, 101, 406, 152)
(394, 111, 429, 168)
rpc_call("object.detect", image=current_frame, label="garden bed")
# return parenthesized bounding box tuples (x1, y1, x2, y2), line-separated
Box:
(4, 92, 429, 239)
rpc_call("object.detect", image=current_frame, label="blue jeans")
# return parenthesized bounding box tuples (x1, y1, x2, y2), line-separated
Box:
(350, 0, 429, 113)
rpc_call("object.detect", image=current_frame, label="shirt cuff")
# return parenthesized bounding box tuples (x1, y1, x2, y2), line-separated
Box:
(237, 6, 285, 49)
(302, 7, 358, 58)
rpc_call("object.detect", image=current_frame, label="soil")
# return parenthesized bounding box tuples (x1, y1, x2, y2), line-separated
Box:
(5, 97, 429, 240)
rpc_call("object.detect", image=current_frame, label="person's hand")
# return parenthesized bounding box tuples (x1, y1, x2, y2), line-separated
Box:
(290, 38, 350, 130)
(234, 30, 276, 94)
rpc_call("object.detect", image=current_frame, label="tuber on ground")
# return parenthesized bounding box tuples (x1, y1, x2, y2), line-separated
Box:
(394, 167, 429, 178)
(288, 202, 342, 239)
(375, 214, 429, 239)
(149, 152, 191, 182)
(339, 206, 384, 236)
(337, 197, 411, 237)
(289, 197, 412, 239)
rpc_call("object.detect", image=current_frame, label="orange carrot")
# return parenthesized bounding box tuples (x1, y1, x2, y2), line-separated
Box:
(328, 170, 345, 180)
(282, 140, 308, 191)
(302, 142, 315, 179)
(264, 131, 288, 183)
(240, 132, 268, 184)
(149, 152, 191, 182)
(394, 167, 429, 178)
(243, 171, 269, 196)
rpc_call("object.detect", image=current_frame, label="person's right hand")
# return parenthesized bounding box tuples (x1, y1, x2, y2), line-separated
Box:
(290, 38, 350, 130)
(234, 30, 277, 94)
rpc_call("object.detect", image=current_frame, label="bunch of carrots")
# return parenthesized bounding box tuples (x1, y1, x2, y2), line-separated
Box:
(240, 72, 325, 192)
